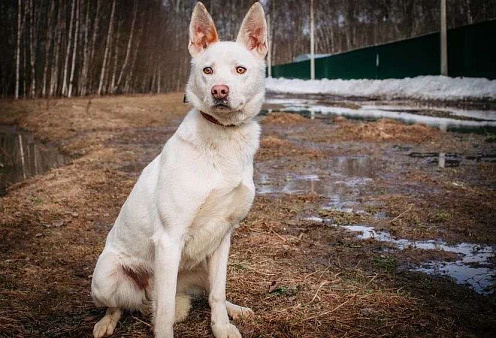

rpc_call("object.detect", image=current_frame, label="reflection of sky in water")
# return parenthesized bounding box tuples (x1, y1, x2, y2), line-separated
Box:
(256, 155, 373, 196)
(256, 156, 374, 213)
(264, 98, 496, 130)
(342, 225, 495, 295)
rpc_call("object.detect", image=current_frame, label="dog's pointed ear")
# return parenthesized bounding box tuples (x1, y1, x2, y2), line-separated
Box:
(236, 2, 268, 59)
(189, 2, 219, 57)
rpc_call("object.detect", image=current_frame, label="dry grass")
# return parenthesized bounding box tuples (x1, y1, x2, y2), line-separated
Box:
(370, 187, 496, 243)
(333, 118, 442, 143)
(257, 136, 323, 161)
(1, 94, 495, 337)
(262, 112, 307, 124)
(343, 119, 440, 142)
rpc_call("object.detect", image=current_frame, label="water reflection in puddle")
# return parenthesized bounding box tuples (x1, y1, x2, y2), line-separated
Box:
(0, 125, 66, 196)
(256, 155, 374, 212)
(342, 225, 495, 295)
(263, 98, 496, 132)
(408, 151, 496, 168)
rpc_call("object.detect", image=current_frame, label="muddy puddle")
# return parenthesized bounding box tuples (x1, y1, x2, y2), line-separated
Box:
(256, 155, 374, 213)
(256, 154, 495, 295)
(341, 225, 495, 295)
(263, 96, 496, 133)
(0, 125, 66, 196)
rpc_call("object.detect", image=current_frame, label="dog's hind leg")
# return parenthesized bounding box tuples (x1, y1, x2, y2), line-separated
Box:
(91, 251, 151, 337)
(93, 307, 122, 338)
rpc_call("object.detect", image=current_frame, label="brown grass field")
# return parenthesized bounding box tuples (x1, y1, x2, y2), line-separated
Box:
(1, 93, 495, 337)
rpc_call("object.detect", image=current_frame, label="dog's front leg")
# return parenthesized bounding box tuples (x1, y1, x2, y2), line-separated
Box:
(153, 230, 182, 338)
(208, 231, 242, 338)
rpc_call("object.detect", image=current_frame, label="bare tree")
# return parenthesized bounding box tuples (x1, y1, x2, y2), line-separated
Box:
(42, 0, 55, 97)
(98, 0, 115, 96)
(115, 0, 138, 93)
(28, 0, 37, 97)
(68, 0, 80, 97)
(61, 0, 76, 96)
(15, 0, 22, 99)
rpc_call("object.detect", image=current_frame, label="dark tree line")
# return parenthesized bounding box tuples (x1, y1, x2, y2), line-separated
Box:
(0, 0, 495, 99)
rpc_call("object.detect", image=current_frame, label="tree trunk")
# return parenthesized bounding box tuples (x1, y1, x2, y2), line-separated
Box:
(15, 0, 22, 99)
(62, 0, 76, 96)
(80, 0, 91, 96)
(29, 0, 36, 97)
(97, 0, 116, 96)
(109, 20, 121, 94)
(42, 0, 55, 97)
(115, 0, 138, 93)
(50, 0, 64, 97)
(125, 11, 144, 93)
(68, 0, 80, 97)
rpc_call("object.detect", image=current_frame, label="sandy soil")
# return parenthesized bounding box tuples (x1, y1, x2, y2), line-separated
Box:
(1, 93, 495, 337)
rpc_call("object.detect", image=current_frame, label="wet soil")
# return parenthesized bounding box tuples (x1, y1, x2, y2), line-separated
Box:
(1, 94, 495, 337)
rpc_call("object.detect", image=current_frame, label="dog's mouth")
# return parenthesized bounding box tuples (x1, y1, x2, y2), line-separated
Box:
(213, 103, 230, 109)
(212, 99, 231, 110)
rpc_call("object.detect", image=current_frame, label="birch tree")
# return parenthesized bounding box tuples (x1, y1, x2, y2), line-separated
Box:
(61, 0, 76, 96)
(115, 0, 138, 93)
(98, 0, 115, 96)
(15, 0, 22, 99)
(68, 0, 80, 97)
(42, 0, 55, 97)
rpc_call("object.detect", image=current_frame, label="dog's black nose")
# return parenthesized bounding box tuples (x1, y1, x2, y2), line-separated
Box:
(211, 85, 229, 100)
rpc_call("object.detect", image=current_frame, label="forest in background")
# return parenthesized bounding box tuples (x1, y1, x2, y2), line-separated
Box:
(0, 0, 495, 99)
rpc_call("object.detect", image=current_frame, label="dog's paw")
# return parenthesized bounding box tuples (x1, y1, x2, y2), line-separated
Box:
(93, 316, 118, 338)
(212, 323, 242, 338)
(227, 302, 254, 320)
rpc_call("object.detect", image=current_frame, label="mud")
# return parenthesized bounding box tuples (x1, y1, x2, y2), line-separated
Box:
(1, 93, 496, 337)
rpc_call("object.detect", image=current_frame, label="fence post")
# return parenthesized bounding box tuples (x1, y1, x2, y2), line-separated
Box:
(310, 0, 315, 80)
(267, 13, 272, 77)
(441, 0, 448, 76)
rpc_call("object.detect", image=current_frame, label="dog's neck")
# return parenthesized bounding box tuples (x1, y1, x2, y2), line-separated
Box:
(176, 110, 260, 161)
(200, 111, 237, 127)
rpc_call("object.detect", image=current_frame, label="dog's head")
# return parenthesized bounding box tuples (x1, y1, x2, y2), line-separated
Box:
(185, 2, 267, 126)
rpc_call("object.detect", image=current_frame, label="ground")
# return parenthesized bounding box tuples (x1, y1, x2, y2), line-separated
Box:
(1, 93, 495, 337)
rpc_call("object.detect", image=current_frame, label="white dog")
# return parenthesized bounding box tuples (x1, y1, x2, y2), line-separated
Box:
(90, 2, 267, 338)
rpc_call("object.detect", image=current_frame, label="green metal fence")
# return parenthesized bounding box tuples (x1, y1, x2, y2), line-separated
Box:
(270, 20, 496, 80)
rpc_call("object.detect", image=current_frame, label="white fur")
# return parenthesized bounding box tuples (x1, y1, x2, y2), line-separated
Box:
(91, 2, 266, 338)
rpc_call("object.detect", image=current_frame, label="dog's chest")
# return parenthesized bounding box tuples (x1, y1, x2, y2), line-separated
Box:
(180, 178, 255, 270)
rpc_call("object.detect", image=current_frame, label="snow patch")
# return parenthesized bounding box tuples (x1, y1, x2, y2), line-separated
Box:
(266, 76, 496, 101)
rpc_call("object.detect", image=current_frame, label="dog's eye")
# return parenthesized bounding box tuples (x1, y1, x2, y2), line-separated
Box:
(203, 67, 213, 75)
(236, 66, 247, 75)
